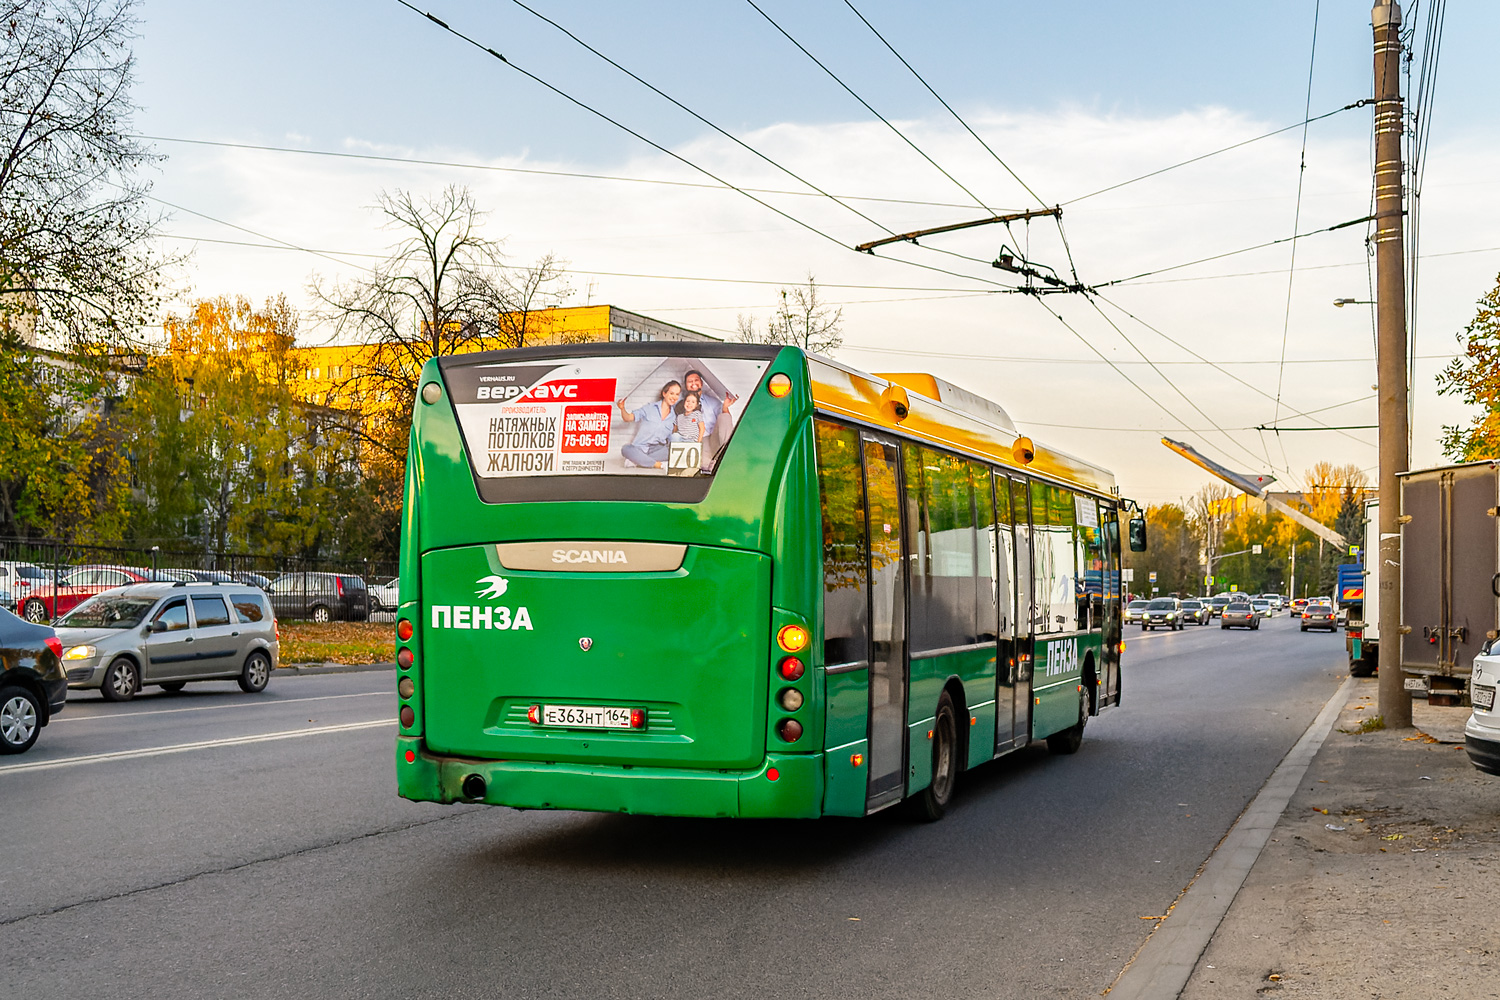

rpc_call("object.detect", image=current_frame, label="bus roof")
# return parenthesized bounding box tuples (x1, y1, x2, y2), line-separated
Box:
(807, 353, 1117, 498)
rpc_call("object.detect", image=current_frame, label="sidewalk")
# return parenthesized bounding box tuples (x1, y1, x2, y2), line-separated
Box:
(1179, 677, 1500, 998)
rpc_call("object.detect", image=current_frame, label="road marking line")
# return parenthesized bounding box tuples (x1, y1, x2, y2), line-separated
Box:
(52, 691, 388, 723)
(0, 719, 391, 775)
(1105, 674, 1355, 1000)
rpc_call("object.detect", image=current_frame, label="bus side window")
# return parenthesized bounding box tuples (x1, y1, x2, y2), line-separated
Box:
(909, 446, 979, 651)
(1076, 495, 1103, 631)
(814, 421, 868, 666)
(970, 462, 997, 642)
(1048, 485, 1078, 633)
(1031, 481, 1053, 633)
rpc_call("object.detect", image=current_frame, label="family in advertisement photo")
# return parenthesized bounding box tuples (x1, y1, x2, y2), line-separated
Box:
(616, 368, 739, 472)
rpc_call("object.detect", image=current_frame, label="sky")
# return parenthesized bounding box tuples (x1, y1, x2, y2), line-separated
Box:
(121, 0, 1500, 506)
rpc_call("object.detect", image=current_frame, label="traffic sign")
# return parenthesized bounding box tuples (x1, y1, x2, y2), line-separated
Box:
(1252, 544, 1262, 554)
(1148, 571, 1157, 583)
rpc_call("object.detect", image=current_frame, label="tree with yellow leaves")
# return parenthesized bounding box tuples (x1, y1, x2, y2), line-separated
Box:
(1438, 273, 1500, 460)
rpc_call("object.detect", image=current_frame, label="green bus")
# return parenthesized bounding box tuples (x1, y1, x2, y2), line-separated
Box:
(394, 343, 1138, 820)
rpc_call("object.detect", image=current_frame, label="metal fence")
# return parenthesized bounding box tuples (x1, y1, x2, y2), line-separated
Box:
(0, 537, 398, 624)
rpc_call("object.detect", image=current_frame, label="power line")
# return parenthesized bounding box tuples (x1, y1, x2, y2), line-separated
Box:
(838, 0, 1045, 207)
(1093, 212, 1377, 288)
(1271, 0, 1325, 486)
(158, 231, 1011, 294)
(501, 0, 897, 238)
(741, 0, 996, 215)
(392, 2, 1017, 294)
(132, 134, 988, 212)
(1092, 293, 1376, 449)
(841, 342, 1454, 366)
(1060, 100, 1369, 206)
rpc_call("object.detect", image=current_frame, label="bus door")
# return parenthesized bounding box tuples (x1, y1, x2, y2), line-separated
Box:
(991, 472, 1021, 752)
(1099, 501, 1123, 709)
(862, 434, 909, 811)
(1007, 476, 1035, 745)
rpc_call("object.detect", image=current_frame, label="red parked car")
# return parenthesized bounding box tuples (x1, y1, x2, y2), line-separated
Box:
(17, 565, 153, 623)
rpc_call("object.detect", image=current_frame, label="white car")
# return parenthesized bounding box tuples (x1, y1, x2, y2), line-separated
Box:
(1124, 600, 1149, 625)
(370, 577, 400, 612)
(1466, 653, 1500, 775)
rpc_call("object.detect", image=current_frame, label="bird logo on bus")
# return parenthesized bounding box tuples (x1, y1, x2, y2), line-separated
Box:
(476, 575, 509, 599)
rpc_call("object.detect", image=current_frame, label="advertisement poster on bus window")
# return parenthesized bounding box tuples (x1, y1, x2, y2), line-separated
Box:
(444, 355, 770, 478)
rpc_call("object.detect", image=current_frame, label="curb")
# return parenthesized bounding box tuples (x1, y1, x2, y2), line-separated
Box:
(276, 661, 395, 675)
(1106, 674, 1355, 1000)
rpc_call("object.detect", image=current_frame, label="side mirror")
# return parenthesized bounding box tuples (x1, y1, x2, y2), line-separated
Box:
(149, 619, 168, 633)
(1128, 515, 1148, 552)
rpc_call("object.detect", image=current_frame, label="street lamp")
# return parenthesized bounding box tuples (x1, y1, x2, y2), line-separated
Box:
(1333, 298, 1373, 307)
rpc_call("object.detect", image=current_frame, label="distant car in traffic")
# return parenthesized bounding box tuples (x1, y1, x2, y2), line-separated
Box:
(0, 606, 66, 753)
(1251, 599, 1272, 619)
(1221, 601, 1260, 630)
(1301, 602, 1337, 632)
(54, 583, 279, 701)
(1179, 599, 1211, 625)
(1206, 596, 1231, 618)
(1124, 600, 1149, 625)
(1142, 597, 1184, 631)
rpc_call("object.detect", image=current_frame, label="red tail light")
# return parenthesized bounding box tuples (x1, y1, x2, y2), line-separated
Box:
(397, 618, 413, 641)
(630, 708, 646, 729)
(274, 618, 280, 640)
(526, 704, 540, 724)
(336, 576, 345, 597)
(44, 636, 62, 657)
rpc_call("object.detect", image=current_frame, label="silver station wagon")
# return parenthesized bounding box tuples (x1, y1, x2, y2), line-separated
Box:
(54, 582, 280, 701)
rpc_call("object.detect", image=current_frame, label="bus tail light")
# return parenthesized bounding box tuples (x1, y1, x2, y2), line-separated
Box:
(526, 704, 540, 724)
(776, 718, 803, 742)
(767, 373, 793, 398)
(779, 688, 804, 711)
(400, 706, 415, 728)
(777, 624, 808, 653)
(399, 677, 415, 699)
(778, 657, 805, 681)
(397, 618, 413, 641)
(630, 708, 646, 729)
(397, 648, 414, 669)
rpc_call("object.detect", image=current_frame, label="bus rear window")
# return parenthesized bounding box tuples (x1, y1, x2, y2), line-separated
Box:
(443, 354, 771, 497)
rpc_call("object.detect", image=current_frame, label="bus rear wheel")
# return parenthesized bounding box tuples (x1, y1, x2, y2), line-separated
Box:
(1047, 689, 1088, 755)
(912, 691, 959, 822)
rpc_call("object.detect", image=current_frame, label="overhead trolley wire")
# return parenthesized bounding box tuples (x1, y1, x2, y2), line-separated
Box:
(1081, 295, 1272, 471)
(837, 0, 1046, 208)
(741, 0, 997, 215)
(500, 0, 897, 239)
(1092, 293, 1376, 449)
(392, 1, 1018, 294)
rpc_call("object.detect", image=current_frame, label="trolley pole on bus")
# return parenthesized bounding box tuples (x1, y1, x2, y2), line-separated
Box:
(1372, 0, 1412, 727)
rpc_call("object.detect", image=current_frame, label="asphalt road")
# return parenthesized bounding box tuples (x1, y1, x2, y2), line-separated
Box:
(1, 614, 1348, 999)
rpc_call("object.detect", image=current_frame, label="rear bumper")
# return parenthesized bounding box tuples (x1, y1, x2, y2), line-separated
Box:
(395, 737, 823, 818)
(1466, 717, 1500, 775)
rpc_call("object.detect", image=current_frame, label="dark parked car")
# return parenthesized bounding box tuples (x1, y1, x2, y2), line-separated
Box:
(0, 606, 66, 753)
(1221, 601, 1260, 630)
(266, 572, 369, 622)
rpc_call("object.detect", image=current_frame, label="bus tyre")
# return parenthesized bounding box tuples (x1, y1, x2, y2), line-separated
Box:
(101, 658, 139, 702)
(912, 692, 959, 822)
(238, 652, 272, 694)
(1047, 689, 1088, 756)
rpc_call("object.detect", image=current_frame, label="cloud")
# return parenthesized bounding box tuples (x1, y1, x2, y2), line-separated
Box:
(148, 105, 1500, 501)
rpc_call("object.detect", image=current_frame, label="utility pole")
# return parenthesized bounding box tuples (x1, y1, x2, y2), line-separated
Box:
(1373, 0, 1412, 727)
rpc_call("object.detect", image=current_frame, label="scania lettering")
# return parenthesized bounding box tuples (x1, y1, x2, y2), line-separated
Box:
(394, 344, 1137, 820)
